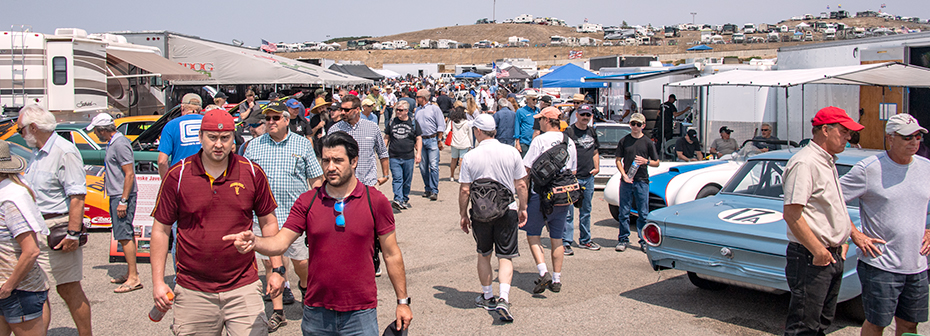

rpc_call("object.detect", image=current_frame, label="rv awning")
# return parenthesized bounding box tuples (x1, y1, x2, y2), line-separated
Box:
(106, 48, 207, 81)
(167, 35, 370, 85)
(584, 63, 702, 83)
(666, 62, 930, 88)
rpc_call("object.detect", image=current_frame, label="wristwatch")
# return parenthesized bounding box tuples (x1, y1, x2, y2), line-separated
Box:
(271, 266, 286, 276)
(119, 198, 128, 205)
(381, 175, 390, 179)
(397, 297, 411, 305)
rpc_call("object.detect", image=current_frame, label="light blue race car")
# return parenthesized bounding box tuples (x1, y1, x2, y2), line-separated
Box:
(641, 147, 928, 318)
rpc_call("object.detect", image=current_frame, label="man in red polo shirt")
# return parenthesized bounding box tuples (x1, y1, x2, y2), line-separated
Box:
(150, 109, 284, 335)
(224, 131, 412, 335)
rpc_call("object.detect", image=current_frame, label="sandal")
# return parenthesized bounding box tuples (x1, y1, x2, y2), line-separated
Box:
(110, 275, 128, 284)
(114, 283, 143, 293)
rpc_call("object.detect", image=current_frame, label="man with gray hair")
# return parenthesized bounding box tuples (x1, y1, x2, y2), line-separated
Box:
(88, 113, 141, 294)
(17, 104, 92, 335)
(493, 98, 517, 147)
(414, 90, 446, 201)
(840, 113, 930, 336)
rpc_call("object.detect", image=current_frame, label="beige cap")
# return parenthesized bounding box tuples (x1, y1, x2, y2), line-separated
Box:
(630, 113, 646, 124)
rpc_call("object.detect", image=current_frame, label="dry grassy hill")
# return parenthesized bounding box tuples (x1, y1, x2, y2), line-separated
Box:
(347, 24, 602, 47)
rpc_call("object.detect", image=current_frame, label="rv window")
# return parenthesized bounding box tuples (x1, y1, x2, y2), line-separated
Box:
(53, 57, 67, 85)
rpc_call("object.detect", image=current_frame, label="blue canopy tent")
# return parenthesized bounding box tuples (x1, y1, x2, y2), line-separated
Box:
(532, 63, 607, 88)
(455, 71, 483, 79)
(687, 45, 713, 51)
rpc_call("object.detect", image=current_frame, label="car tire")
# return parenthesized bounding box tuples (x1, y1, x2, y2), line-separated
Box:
(609, 204, 620, 222)
(696, 185, 721, 199)
(687, 272, 728, 290)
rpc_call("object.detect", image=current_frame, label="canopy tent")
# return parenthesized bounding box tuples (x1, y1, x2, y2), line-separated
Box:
(666, 62, 930, 88)
(498, 66, 533, 80)
(168, 35, 370, 85)
(328, 64, 384, 81)
(533, 63, 607, 88)
(663, 61, 930, 150)
(455, 71, 483, 79)
(687, 45, 713, 51)
(373, 68, 402, 79)
(106, 47, 206, 81)
(583, 63, 702, 83)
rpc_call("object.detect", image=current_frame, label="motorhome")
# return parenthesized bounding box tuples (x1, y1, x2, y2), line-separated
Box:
(0, 27, 200, 117)
(664, 26, 681, 38)
(820, 12, 829, 19)
(722, 24, 737, 35)
(767, 31, 780, 42)
(577, 23, 603, 33)
(732, 33, 746, 43)
(804, 31, 814, 41)
(700, 29, 713, 43)
(550, 35, 567, 46)
(823, 28, 837, 40)
(710, 35, 725, 44)
(803, 14, 815, 20)
(780, 25, 789, 33)
(392, 40, 408, 49)
(743, 23, 756, 34)
(578, 37, 598, 46)
(513, 14, 534, 24)
(437, 39, 458, 49)
(419, 39, 432, 49)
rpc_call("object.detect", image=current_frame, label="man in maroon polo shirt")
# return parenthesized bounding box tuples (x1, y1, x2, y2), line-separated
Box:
(224, 131, 412, 335)
(150, 109, 285, 335)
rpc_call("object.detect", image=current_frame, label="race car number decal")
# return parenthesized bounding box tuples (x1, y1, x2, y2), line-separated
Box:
(717, 208, 782, 224)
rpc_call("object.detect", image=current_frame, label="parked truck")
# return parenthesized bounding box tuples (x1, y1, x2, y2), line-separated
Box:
(722, 23, 738, 35)
(664, 26, 681, 38)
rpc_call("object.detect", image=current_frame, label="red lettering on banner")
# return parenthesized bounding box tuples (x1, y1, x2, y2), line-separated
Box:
(177, 62, 215, 71)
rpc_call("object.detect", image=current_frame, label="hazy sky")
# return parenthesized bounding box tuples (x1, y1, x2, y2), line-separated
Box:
(4, 0, 926, 46)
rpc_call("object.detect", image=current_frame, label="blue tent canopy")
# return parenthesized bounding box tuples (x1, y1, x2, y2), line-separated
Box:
(455, 71, 483, 79)
(687, 45, 713, 51)
(532, 63, 607, 88)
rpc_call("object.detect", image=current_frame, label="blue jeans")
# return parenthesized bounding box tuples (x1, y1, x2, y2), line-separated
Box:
(390, 158, 414, 203)
(419, 137, 440, 194)
(618, 180, 649, 244)
(301, 306, 378, 336)
(564, 175, 595, 246)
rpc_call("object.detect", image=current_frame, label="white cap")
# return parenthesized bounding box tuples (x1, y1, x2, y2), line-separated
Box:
(86, 113, 114, 131)
(523, 90, 538, 98)
(885, 114, 927, 135)
(473, 114, 496, 131)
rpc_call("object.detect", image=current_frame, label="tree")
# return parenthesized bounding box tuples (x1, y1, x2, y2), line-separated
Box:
(622, 21, 629, 28)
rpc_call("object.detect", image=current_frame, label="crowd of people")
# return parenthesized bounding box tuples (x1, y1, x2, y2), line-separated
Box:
(0, 74, 928, 335)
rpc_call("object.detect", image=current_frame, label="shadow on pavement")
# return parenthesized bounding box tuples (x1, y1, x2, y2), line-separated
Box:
(48, 327, 77, 336)
(432, 286, 480, 309)
(91, 264, 127, 282)
(619, 273, 860, 334)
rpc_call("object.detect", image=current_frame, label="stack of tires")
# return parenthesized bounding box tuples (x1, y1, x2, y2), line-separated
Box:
(641, 99, 661, 138)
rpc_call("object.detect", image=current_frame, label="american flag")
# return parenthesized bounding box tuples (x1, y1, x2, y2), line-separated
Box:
(568, 50, 584, 59)
(261, 39, 277, 53)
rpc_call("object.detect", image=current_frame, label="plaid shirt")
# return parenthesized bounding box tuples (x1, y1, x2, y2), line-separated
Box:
(328, 120, 389, 186)
(244, 132, 323, 224)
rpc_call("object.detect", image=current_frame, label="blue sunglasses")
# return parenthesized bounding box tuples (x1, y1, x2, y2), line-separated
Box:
(335, 200, 346, 227)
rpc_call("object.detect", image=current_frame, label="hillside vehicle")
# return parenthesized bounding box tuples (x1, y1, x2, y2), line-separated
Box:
(513, 14, 534, 24)
(550, 36, 567, 46)
(700, 29, 714, 43)
(577, 23, 604, 34)
(824, 28, 837, 40)
(732, 33, 745, 43)
(641, 148, 894, 319)
(722, 24, 738, 35)
(767, 32, 780, 42)
(664, 27, 681, 38)
(742, 23, 756, 34)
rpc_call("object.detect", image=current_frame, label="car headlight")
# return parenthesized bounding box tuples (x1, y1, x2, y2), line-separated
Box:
(642, 222, 662, 247)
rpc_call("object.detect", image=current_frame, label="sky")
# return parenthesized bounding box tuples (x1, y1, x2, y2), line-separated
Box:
(4, 0, 927, 47)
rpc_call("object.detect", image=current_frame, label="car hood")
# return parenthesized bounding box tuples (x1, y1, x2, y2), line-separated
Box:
(648, 193, 860, 257)
(649, 161, 728, 200)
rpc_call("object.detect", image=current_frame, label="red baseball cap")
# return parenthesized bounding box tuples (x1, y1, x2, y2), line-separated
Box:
(201, 109, 235, 132)
(811, 106, 864, 131)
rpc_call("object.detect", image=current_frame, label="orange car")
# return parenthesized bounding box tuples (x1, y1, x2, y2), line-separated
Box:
(87, 115, 160, 144)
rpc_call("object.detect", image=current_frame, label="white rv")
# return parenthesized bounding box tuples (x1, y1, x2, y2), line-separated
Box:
(733, 33, 746, 43)
(550, 36, 567, 46)
(419, 39, 432, 49)
(392, 40, 408, 49)
(700, 29, 713, 43)
(0, 28, 199, 117)
(576, 23, 603, 33)
(514, 14, 534, 24)
(824, 28, 837, 40)
(743, 23, 756, 34)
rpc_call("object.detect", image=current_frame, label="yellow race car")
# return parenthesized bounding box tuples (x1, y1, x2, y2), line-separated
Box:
(87, 115, 161, 145)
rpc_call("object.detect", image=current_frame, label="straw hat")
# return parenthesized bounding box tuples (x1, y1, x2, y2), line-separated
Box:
(0, 141, 27, 174)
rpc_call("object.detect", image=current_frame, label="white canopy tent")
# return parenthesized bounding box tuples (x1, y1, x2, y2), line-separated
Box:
(664, 62, 930, 146)
(373, 69, 402, 79)
(168, 35, 371, 86)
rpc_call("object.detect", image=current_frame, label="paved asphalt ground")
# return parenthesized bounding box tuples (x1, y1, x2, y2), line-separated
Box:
(46, 147, 929, 335)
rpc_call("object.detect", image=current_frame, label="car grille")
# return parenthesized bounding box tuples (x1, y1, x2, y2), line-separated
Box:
(648, 193, 666, 212)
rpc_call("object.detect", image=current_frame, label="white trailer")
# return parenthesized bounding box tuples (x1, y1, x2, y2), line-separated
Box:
(514, 14, 534, 24)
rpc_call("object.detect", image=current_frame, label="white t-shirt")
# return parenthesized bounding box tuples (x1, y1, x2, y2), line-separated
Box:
(459, 139, 527, 210)
(524, 131, 577, 173)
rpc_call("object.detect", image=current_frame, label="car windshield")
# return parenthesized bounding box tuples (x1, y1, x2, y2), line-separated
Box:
(595, 126, 631, 149)
(722, 159, 856, 206)
(119, 122, 154, 136)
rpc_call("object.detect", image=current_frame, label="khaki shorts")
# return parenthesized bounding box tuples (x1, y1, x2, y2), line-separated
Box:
(172, 280, 267, 336)
(36, 216, 83, 286)
(252, 224, 308, 261)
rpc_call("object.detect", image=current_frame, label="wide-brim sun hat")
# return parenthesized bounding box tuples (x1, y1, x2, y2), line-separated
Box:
(0, 141, 27, 174)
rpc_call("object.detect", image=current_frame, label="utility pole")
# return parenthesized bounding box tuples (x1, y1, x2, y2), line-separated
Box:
(690, 12, 697, 24)
(493, 0, 496, 23)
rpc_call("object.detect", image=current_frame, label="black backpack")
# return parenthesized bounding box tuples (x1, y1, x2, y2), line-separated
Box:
(468, 178, 514, 222)
(529, 134, 584, 214)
